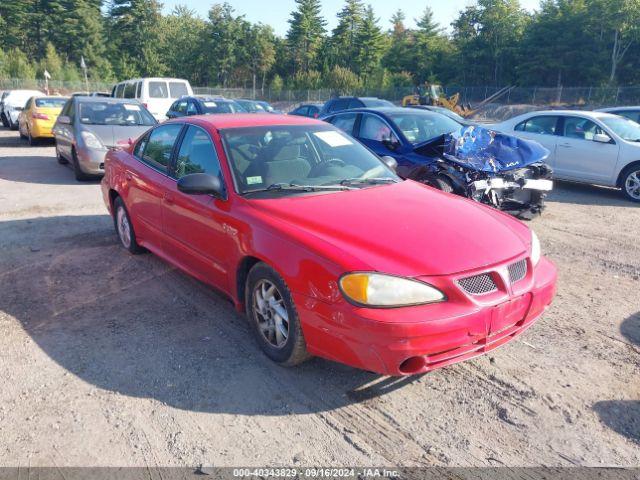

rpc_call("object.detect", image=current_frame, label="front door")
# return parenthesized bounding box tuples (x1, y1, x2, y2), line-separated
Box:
(162, 125, 232, 293)
(555, 116, 620, 183)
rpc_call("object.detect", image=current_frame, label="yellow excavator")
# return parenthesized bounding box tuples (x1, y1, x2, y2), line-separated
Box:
(402, 83, 514, 118)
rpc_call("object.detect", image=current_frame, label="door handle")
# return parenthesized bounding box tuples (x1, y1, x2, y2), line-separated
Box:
(164, 192, 175, 205)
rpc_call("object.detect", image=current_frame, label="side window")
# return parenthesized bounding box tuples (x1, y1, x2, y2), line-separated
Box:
(135, 82, 142, 98)
(24, 98, 33, 110)
(329, 99, 348, 113)
(176, 101, 188, 114)
(61, 99, 75, 121)
(133, 131, 150, 158)
(296, 106, 309, 116)
(115, 84, 125, 98)
(328, 113, 357, 135)
(174, 126, 223, 182)
(186, 101, 198, 115)
(515, 116, 558, 135)
(562, 117, 603, 141)
(348, 99, 364, 109)
(149, 81, 168, 99)
(141, 124, 183, 172)
(359, 114, 397, 142)
(124, 83, 136, 99)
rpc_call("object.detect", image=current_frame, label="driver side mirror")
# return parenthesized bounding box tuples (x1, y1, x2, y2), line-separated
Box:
(177, 173, 225, 199)
(381, 156, 398, 172)
(57, 115, 71, 125)
(593, 133, 612, 144)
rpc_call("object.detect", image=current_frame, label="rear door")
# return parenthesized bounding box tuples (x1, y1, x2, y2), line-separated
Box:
(512, 115, 561, 168)
(162, 125, 232, 291)
(554, 116, 620, 183)
(125, 123, 184, 252)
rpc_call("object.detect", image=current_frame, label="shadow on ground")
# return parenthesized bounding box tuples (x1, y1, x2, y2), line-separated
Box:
(0, 215, 422, 416)
(547, 181, 638, 208)
(620, 312, 640, 347)
(0, 154, 100, 186)
(593, 400, 640, 444)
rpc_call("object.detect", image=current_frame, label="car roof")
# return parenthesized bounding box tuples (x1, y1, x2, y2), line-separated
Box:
(512, 109, 620, 120)
(168, 113, 323, 130)
(73, 96, 142, 104)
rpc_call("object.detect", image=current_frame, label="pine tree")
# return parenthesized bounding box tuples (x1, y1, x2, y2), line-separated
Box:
(286, 0, 327, 74)
(354, 5, 385, 84)
(414, 6, 446, 82)
(383, 9, 413, 74)
(331, 0, 365, 68)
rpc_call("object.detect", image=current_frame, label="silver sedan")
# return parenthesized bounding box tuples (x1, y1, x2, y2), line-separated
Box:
(53, 97, 157, 180)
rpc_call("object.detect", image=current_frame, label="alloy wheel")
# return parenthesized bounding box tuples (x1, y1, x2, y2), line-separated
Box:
(625, 170, 640, 200)
(116, 207, 132, 249)
(252, 279, 289, 348)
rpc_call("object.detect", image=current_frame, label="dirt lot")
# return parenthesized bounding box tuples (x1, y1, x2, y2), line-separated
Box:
(0, 128, 638, 468)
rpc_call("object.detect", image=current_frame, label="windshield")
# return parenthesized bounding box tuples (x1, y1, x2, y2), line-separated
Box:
(388, 111, 461, 144)
(35, 97, 68, 108)
(79, 102, 156, 126)
(222, 125, 399, 194)
(237, 100, 265, 113)
(201, 100, 246, 114)
(362, 99, 394, 108)
(600, 116, 640, 142)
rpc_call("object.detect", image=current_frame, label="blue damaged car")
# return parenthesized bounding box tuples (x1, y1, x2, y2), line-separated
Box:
(323, 107, 553, 219)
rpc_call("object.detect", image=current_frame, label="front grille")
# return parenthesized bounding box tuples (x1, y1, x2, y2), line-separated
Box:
(508, 259, 528, 284)
(458, 273, 498, 295)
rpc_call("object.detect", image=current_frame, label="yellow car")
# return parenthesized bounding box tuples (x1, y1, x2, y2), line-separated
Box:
(18, 96, 69, 145)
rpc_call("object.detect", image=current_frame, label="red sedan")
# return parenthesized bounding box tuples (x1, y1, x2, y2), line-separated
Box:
(101, 114, 557, 376)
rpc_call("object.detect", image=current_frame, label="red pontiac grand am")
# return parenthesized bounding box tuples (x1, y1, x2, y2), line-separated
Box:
(101, 114, 557, 376)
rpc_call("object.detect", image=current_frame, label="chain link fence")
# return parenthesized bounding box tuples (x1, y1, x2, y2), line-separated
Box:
(4, 78, 640, 109)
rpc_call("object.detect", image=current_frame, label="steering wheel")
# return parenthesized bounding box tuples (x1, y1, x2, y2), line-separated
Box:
(311, 158, 346, 176)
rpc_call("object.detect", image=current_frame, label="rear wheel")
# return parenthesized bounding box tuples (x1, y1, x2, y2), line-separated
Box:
(1, 113, 8, 128)
(113, 197, 145, 254)
(245, 263, 310, 366)
(28, 129, 37, 146)
(19, 125, 26, 140)
(621, 165, 640, 202)
(71, 147, 91, 181)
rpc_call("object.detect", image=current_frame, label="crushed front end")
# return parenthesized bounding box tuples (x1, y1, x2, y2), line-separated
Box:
(415, 126, 553, 220)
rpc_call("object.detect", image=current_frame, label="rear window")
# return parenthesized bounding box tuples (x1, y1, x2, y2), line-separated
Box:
(124, 83, 136, 99)
(35, 98, 67, 108)
(362, 99, 394, 108)
(78, 102, 157, 126)
(201, 100, 244, 114)
(149, 81, 168, 98)
(169, 82, 189, 98)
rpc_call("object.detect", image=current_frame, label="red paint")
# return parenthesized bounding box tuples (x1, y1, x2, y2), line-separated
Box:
(101, 115, 557, 376)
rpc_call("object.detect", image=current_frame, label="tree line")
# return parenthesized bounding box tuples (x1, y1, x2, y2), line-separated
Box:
(1, 0, 639, 91)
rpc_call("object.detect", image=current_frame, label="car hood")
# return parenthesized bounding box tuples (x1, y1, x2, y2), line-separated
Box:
(248, 180, 531, 277)
(82, 125, 151, 148)
(415, 126, 550, 173)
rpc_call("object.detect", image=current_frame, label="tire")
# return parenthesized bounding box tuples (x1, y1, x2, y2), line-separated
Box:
(620, 165, 640, 203)
(245, 262, 310, 367)
(19, 126, 26, 140)
(113, 196, 145, 254)
(71, 147, 91, 181)
(1, 113, 8, 128)
(55, 143, 68, 164)
(28, 129, 37, 146)
(8, 117, 17, 130)
(426, 175, 455, 194)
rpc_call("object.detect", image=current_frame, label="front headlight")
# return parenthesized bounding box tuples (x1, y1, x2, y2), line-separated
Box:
(81, 131, 105, 150)
(531, 230, 541, 266)
(339, 273, 446, 308)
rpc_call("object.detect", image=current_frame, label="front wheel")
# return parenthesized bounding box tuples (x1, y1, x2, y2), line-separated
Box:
(113, 197, 145, 254)
(55, 143, 68, 164)
(245, 263, 310, 366)
(71, 148, 91, 181)
(621, 166, 640, 202)
(424, 175, 455, 194)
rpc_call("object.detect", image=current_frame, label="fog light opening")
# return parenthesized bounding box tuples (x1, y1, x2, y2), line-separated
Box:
(399, 356, 426, 375)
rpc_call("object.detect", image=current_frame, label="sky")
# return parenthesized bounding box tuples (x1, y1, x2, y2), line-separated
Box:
(162, 0, 542, 36)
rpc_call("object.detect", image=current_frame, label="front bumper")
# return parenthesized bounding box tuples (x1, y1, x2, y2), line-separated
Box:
(295, 256, 557, 376)
(76, 146, 107, 176)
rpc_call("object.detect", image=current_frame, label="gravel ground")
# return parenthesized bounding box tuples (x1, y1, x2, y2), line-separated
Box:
(0, 128, 638, 468)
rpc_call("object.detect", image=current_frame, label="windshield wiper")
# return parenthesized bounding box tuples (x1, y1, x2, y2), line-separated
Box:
(245, 183, 354, 194)
(339, 177, 399, 186)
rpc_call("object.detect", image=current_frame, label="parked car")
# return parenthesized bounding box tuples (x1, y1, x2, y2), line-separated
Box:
(101, 114, 557, 376)
(289, 103, 324, 118)
(166, 96, 246, 118)
(111, 77, 193, 121)
(493, 110, 640, 202)
(235, 99, 282, 114)
(53, 97, 157, 181)
(596, 106, 640, 123)
(0, 89, 44, 129)
(18, 96, 68, 145)
(324, 107, 553, 219)
(319, 96, 394, 116)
